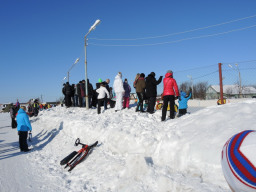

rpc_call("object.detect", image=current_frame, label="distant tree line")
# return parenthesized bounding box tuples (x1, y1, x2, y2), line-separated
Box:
(179, 81, 208, 100)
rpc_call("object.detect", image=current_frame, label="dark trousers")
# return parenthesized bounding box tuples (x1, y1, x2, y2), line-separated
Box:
(79, 96, 83, 107)
(136, 92, 144, 112)
(65, 95, 72, 107)
(19, 131, 28, 151)
(162, 95, 175, 121)
(104, 97, 108, 110)
(97, 99, 104, 114)
(178, 109, 187, 117)
(11, 118, 17, 128)
(147, 97, 156, 113)
(74, 95, 79, 106)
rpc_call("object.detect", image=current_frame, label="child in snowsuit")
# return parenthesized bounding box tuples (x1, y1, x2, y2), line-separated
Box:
(177, 91, 192, 117)
(16, 106, 32, 152)
(96, 83, 110, 114)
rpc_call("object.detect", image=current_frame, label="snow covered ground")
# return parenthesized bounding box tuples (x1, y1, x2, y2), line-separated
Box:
(1, 100, 256, 192)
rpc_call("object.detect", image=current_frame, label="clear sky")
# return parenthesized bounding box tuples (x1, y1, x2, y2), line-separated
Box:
(0, 0, 256, 103)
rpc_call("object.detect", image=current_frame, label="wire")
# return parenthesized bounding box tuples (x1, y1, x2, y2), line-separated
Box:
(175, 64, 216, 73)
(193, 70, 219, 80)
(89, 24, 256, 47)
(90, 14, 256, 41)
(222, 59, 256, 65)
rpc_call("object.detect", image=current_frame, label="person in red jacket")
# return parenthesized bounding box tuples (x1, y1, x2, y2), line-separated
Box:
(161, 70, 179, 121)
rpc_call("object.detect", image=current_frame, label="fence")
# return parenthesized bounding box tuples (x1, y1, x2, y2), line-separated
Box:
(173, 60, 256, 114)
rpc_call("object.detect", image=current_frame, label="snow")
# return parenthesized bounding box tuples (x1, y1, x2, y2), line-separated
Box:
(1, 100, 256, 192)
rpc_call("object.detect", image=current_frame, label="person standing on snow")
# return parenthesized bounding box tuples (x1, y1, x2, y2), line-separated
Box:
(16, 106, 32, 152)
(135, 73, 146, 112)
(15, 99, 20, 110)
(33, 99, 40, 117)
(103, 79, 110, 110)
(123, 79, 131, 109)
(76, 81, 82, 107)
(64, 82, 72, 107)
(161, 70, 179, 121)
(10, 103, 17, 128)
(113, 72, 125, 112)
(177, 91, 192, 117)
(86, 79, 94, 108)
(145, 72, 163, 114)
(96, 83, 110, 114)
(74, 84, 79, 107)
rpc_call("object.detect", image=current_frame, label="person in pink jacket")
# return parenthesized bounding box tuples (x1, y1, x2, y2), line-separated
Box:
(161, 70, 179, 121)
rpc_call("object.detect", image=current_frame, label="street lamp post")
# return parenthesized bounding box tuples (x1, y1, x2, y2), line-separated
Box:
(228, 64, 242, 98)
(84, 19, 101, 109)
(67, 58, 80, 82)
(187, 75, 194, 99)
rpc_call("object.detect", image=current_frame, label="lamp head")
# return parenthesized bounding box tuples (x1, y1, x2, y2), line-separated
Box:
(75, 58, 80, 64)
(89, 19, 101, 31)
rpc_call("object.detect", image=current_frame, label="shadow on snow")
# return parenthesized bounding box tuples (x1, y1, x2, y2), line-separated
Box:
(0, 122, 63, 160)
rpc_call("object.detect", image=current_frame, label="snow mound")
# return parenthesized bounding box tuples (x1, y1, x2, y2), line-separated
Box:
(1, 100, 256, 192)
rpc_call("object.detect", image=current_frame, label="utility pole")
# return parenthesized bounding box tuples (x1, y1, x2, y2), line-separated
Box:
(218, 63, 224, 104)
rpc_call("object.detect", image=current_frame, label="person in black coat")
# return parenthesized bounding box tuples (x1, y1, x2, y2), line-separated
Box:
(145, 72, 163, 114)
(71, 84, 75, 106)
(10, 104, 17, 128)
(87, 79, 94, 108)
(64, 82, 72, 107)
(76, 81, 82, 107)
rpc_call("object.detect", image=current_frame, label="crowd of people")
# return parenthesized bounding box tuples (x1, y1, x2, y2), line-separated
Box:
(8, 70, 192, 153)
(62, 70, 192, 120)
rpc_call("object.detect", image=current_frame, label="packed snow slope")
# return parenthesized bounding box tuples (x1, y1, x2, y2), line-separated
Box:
(1, 100, 256, 192)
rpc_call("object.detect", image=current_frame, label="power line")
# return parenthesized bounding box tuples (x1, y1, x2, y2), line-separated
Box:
(222, 59, 256, 65)
(175, 64, 216, 73)
(90, 14, 256, 41)
(90, 24, 256, 47)
(193, 70, 219, 80)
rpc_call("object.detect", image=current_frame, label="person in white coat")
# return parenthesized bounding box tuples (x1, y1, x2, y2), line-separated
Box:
(113, 72, 125, 112)
(96, 84, 110, 114)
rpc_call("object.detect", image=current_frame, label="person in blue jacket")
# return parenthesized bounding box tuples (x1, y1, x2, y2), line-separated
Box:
(16, 106, 32, 152)
(177, 91, 192, 117)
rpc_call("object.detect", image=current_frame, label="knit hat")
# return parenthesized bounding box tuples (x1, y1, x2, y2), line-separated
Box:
(180, 91, 186, 97)
(167, 70, 173, 74)
(140, 73, 145, 78)
(98, 78, 102, 83)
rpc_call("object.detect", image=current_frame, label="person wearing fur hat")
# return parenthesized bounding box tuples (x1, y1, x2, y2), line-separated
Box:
(145, 72, 163, 114)
(177, 91, 192, 117)
(113, 72, 125, 112)
(161, 70, 179, 121)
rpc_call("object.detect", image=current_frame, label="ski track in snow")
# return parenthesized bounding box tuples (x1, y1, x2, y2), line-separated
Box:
(1, 100, 256, 191)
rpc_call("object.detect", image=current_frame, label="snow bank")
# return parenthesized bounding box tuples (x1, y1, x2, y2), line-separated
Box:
(1, 100, 256, 192)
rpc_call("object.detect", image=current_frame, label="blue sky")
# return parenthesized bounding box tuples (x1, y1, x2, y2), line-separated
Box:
(0, 0, 256, 103)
